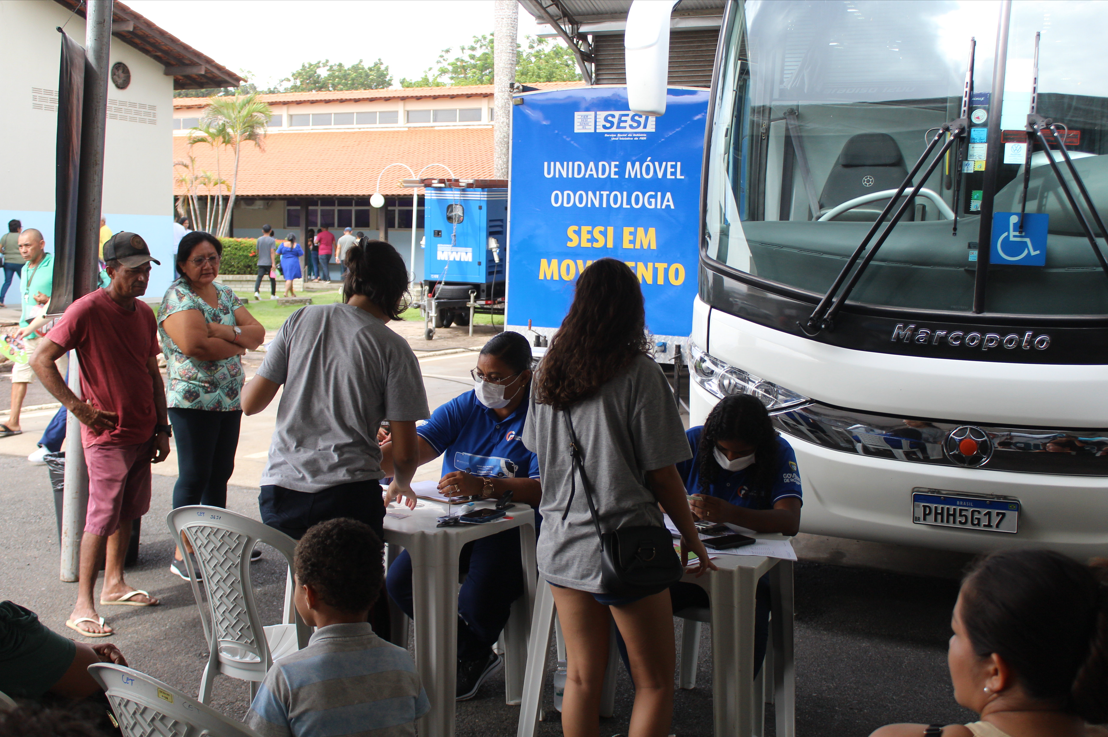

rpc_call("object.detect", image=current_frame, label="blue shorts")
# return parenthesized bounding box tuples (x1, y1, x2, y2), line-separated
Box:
(548, 581, 648, 608)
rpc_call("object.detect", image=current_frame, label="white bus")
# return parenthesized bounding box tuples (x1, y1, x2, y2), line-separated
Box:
(628, 0, 1108, 556)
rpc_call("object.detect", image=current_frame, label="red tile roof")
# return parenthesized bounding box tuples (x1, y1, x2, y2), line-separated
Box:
(173, 128, 494, 198)
(173, 81, 585, 109)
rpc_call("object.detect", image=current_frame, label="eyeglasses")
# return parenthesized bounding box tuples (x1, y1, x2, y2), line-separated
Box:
(187, 255, 220, 267)
(470, 369, 521, 386)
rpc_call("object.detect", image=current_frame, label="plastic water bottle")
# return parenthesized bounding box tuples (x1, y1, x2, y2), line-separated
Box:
(553, 660, 567, 712)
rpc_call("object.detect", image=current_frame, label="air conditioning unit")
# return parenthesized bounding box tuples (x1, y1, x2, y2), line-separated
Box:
(240, 199, 269, 210)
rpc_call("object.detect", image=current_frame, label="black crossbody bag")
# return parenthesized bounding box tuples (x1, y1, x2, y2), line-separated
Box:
(561, 410, 683, 598)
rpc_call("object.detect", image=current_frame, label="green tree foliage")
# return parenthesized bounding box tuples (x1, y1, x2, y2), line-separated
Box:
(517, 37, 581, 84)
(202, 93, 272, 236)
(280, 59, 393, 92)
(400, 35, 580, 87)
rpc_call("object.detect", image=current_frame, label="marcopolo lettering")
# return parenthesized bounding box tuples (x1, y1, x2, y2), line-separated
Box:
(890, 324, 1050, 351)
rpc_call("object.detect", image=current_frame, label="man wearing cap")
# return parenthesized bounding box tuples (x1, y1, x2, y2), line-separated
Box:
(336, 226, 357, 277)
(2, 228, 66, 439)
(32, 232, 170, 637)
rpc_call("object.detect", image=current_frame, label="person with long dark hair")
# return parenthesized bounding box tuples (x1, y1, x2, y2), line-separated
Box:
(672, 394, 801, 675)
(159, 231, 265, 579)
(871, 549, 1108, 737)
(381, 331, 542, 701)
(241, 239, 427, 541)
(522, 258, 714, 737)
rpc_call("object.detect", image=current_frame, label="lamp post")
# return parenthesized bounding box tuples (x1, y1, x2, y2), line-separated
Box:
(372, 162, 456, 287)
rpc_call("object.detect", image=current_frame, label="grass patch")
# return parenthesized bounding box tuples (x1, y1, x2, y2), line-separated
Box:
(234, 290, 343, 332)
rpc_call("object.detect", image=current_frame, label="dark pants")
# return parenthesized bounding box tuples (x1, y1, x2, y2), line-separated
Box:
(616, 576, 772, 684)
(317, 256, 331, 282)
(259, 480, 388, 634)
(40, 406, 67, 453)
(258, 480, 384, 541)
(253, 265, 275, 295)
(306, 251, 319, 279)
(169, 408, 241, 509)
(1, 262, 23, 303)
(387, 527, 525, 660)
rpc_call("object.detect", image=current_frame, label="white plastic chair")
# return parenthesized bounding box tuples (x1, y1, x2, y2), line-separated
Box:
(166, 506, 310, 704)
(87, 663, 263, 737)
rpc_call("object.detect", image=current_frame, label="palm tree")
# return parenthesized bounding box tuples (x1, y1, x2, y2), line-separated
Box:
(188, 120, 231, 234)
(202, 92, 272, 237)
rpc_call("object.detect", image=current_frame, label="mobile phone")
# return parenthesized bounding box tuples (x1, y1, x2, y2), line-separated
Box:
(459, 508, 507, 524)
(695, 521, 730, 536)
(702, 533, 756, 550)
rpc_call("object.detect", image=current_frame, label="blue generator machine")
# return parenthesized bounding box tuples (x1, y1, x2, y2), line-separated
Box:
(420, 179, 507, 340)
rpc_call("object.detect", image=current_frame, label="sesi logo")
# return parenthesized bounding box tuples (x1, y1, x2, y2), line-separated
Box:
(599, 112, 656, 132)
(574, 111, 656, 133)
(505, 430, 516, 442)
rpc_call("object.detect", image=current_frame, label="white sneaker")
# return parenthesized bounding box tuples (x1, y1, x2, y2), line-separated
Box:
(253, 292, 260, 301)
(27, 446, 48, 465)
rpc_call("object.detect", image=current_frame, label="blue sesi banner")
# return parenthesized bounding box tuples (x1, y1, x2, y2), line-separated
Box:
(506, 87, 709, 336)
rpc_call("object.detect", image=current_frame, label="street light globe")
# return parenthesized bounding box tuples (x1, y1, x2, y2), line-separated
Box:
(370, 193, 385, 208)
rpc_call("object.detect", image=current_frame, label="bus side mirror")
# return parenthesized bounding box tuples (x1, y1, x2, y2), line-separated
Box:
(624, 0, 679, 116)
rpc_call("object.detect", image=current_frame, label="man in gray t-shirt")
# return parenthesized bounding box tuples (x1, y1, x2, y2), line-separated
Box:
(253, 224, 277, 300)
(256, 302, 430, 494)
(336, 227, 357, 277)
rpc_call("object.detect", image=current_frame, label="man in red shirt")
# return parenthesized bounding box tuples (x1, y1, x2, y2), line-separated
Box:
(32, 232, 171, 638)
(315, 228, 335, 282)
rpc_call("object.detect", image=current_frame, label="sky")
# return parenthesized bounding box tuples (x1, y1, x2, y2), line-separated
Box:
(126, 0, 547, 90)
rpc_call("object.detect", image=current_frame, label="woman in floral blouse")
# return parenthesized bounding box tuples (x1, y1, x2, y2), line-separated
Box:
(158, 231, 265, 580)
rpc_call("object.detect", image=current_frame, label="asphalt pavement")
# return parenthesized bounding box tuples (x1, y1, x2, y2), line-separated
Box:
(0, 312, 980, 736)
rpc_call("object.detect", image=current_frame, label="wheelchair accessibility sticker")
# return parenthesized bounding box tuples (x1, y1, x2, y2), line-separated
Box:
(990, 212, 1048, 266)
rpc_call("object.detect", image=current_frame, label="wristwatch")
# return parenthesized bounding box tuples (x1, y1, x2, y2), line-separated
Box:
(156, 424, 173, 437)
(481, 477, 495, 499)
(232, 325, 242, 343)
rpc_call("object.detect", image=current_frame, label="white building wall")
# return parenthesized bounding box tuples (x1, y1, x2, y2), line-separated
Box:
(0, 0, 175, 304)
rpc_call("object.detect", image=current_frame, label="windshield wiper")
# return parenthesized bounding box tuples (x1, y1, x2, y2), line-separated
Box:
(799, 39, 976, 337)
(1017, 33, 1108, 281)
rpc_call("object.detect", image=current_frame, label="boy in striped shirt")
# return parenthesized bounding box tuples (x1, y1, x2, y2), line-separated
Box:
(246, 519, 429, 737)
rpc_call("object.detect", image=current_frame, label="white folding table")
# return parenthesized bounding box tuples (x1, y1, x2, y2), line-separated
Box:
(383, 496, 537, 737)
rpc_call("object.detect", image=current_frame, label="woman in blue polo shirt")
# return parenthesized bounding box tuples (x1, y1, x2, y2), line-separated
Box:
(380, 331, 540, 702)
(674, 393, 802, 676)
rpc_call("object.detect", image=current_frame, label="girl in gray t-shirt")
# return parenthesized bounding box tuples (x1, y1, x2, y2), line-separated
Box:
(522, 258, 714, 737)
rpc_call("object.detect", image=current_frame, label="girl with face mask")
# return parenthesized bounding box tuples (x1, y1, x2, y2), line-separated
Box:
(683, 393, 802, 534)
(378, 331, 542, 702)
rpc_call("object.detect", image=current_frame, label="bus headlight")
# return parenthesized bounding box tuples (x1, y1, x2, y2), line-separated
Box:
(687, 342, 809, 412)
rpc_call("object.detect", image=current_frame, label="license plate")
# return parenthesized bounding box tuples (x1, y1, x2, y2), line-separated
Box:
(912, 489, 1020, 534)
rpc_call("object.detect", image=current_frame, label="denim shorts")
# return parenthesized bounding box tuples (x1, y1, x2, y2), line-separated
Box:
(548, 581, 647, 608)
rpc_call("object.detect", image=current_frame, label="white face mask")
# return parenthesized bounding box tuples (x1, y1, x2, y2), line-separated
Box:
(714, 446, 755, 472)
(474, 375, 520, 409)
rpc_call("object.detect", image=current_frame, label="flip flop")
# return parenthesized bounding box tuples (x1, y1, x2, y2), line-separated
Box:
(100, 589, 158, 607)
(66, 616, 113, 638)
(0, 425, 22, 438)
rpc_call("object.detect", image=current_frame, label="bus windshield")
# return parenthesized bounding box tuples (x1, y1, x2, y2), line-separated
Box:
(705, 0, 1108, 316)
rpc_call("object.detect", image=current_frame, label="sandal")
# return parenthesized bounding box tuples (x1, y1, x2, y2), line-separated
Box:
(100, 589, 158, 607)
(66, 616, 113, 637)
